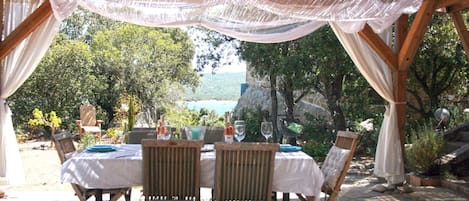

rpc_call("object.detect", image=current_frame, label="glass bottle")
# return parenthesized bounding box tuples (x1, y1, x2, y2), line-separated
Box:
(157, 115, 167, 139)
(224, 112, 234, 143)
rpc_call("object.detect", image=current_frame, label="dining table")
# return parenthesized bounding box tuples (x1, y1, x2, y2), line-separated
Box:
(61, 144, 325, 201)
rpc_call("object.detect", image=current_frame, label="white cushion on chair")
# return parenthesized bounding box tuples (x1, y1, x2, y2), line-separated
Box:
(81, 126, 101, 133)
(321, 146, 351, 189)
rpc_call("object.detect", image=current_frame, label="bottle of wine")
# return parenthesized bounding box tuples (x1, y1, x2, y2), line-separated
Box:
(224, 112, 234, 143)
(157, 115, 167, 139)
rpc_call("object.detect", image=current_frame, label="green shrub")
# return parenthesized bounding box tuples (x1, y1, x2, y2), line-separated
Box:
(79, 132, 96, 149)
(405, 125, 446, 176)
(302, 141, 330, 159)
(233, 107, 265, 142)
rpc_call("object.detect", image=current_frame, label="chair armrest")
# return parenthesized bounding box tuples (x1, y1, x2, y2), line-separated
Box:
(76, 120, 82, 127)
(96, 120, 103, 127)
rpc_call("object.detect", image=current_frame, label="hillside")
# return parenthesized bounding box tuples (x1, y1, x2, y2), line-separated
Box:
(185, 72, 245, 101)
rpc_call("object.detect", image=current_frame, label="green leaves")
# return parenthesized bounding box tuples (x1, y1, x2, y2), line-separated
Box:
(11, 13, 201, 131)
(406, 125, 445, 176)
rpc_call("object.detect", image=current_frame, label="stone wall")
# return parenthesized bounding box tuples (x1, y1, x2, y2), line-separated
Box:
(234, 85, 329, 123)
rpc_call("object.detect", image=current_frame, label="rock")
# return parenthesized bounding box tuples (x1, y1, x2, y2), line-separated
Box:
(371, 184, 387, 193)
(234, 86, 329, 121)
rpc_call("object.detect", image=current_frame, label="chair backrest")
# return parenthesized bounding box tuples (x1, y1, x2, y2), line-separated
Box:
(214, 143, 279, 201)
(53, 131, 77, 164)
(80, 104, 97, 126)
(321, 130, 360, 201)
(128, 127, 157, 144)
(141, 140, 204, 201)
(204, 127, 224, 144)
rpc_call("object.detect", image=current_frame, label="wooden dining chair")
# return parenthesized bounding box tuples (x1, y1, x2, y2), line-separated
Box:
(203, 127, 224, 144)
(53, 131, 132, 201)
(214, 142, 279, 201)
(76, 104, 103, 141)
(128, 127, 157, 144)
(141, 139, 204, 201)
(296, 130, 360, 201)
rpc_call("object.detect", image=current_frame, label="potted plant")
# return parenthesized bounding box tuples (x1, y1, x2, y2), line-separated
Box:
(405, 125, 446, 186)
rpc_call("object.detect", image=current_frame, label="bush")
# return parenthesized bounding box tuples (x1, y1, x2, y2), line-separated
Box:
(302, 141, 330, 160)
(405, 125, 446, 176)
(79, 132, 96, 149)
(232, 107, 265, 142)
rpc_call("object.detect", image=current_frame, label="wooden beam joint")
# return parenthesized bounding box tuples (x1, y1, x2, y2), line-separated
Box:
(358, 24, 398, 71)
(398, 0, 437, 71)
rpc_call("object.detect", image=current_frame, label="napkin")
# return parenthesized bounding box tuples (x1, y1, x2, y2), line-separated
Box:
(86, 145, 117, 152)
(279, 144, 302, 152)
(287, 123, 304, 134)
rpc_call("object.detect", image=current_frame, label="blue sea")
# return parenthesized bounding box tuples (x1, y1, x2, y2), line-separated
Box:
(185, 100, 237, 115)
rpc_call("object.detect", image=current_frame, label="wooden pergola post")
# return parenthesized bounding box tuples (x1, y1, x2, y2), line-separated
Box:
(358, 0, 469, 154)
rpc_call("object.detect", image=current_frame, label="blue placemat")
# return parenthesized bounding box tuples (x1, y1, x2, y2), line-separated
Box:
(86, 145, 117, 152)
(279, 144, 302, 152)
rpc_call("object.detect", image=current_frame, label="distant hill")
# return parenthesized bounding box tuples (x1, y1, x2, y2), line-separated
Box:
(185, 72, 245, 101)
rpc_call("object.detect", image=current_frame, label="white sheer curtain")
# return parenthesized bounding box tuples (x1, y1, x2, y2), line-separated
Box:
(50, 0, 421, 42)
(0, 0, 421, 186)
(331, 23, 405, 184)
(0, 0, 60, 185)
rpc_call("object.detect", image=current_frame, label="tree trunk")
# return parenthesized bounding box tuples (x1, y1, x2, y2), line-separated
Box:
(269, 75, 280, 143)
(281, 78, 297, 145)
(282, 78, 295, 122)
(321, 67, 346, 131)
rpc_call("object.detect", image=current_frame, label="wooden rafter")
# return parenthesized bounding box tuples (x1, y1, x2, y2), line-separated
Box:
(0, 0, 52, 60)
(398, 0, 437, 71)
(397, 15, 409, 51)
(358, 24, 398, 71)
(450, 11, 469, 60)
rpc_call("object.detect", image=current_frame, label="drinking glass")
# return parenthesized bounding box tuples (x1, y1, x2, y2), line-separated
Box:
(261, 122, 273, 142)
(234, 120, 246, 142)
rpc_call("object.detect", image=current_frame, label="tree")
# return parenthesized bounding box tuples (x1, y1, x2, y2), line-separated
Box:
(60, 8, 121, 44)
(91, 24, 201, 124)
(9, 33, 102, 130)
(240, 25, 359, 136)
(407, 12, 469, 120)
(239, 42, 282, 140)
(187, 26, 240, 72)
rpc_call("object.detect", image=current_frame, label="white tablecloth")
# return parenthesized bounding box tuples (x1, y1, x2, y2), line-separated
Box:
(61, 144, 324, 200)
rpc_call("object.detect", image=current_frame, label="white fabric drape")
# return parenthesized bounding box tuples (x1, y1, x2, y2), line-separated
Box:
(331, 23, 405, 184)
(50, 0, 421, 43)
(0, 0, 60, 185)
(0, 0, 421, 186)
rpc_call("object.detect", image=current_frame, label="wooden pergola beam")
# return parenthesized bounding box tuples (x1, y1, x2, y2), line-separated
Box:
(398, 0, 436, 71)
(0, 0, 52, 60)
(397, 15, 409, 51)
(358, 24, 398, 71)
(450, 11, 469, 61)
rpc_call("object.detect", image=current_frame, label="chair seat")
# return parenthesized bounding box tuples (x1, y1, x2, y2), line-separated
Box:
(81, 126, 101, 132)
